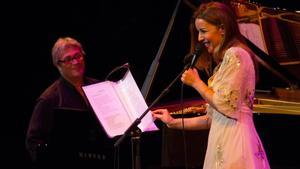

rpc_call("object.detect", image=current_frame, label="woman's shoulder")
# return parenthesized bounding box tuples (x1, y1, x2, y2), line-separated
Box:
(226, 46, 250, 57)
(224, 46, 252, 64)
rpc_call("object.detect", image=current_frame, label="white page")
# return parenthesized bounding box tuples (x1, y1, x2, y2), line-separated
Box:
(82, 69, 158, 138)
(82, 81, 133, 138)
(118, 71, 158, 132)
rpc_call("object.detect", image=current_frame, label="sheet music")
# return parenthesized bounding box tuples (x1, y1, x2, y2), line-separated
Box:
(82, 70, 158, 138)
(118, 71, 159, 132)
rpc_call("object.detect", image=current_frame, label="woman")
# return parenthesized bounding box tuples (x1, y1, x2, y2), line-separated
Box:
(152, 2, 270, 169)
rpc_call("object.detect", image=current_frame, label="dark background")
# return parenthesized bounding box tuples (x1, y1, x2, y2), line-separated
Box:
(3, 0, 300, 168)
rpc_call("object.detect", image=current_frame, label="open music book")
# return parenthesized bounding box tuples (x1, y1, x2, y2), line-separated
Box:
(82, 69, 158, 138)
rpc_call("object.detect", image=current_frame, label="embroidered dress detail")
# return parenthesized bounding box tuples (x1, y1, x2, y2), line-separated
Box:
(203, 47, 270, 169)
(215, 144, 224, 169)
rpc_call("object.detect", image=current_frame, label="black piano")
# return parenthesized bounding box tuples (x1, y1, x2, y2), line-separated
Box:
(138, 1, 300, 169)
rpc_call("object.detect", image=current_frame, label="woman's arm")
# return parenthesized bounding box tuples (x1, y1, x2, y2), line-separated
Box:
(152, 109, 211, 130)
(181, 68, 216, 109)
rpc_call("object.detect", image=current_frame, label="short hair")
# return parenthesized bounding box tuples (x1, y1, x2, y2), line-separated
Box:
(51, 37, 85, 66)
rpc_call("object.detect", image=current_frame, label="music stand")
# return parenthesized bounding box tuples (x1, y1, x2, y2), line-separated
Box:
(50, 107, 114, 167)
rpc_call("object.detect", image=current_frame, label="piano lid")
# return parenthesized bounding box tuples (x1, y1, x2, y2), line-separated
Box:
(231, 1, 300, 87)
(139, 0, 300, 108)
(232, 1, 300, 114)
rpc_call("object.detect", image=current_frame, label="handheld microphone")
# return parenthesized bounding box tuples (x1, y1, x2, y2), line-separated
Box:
(183, 44, 201, 68)
(105, 62, 130, 81)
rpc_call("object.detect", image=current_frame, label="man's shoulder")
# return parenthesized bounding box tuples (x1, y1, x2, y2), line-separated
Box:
(39, 80, 61, 100)
(85, 76, 101, 84)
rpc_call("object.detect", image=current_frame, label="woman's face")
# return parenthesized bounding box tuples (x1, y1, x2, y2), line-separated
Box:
(195, 18, 224, 54)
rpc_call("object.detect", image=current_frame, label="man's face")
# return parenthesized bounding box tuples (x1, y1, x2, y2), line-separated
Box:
(57, 47, 85, 80)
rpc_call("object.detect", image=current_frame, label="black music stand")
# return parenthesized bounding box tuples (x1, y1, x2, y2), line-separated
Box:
(114, 0, 184, 168)
(114, 66, 187, 169)
(50, 107, 114, 168)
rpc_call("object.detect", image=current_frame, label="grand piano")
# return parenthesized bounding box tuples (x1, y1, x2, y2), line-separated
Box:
(139, 1, 300, 169)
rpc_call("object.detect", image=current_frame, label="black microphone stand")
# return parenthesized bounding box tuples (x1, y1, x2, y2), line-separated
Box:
(114, 66, 188, 169)
(114, 0, 183, 168)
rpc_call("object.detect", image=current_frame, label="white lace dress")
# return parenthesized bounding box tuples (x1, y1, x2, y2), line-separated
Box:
(203, 47, 270, 169)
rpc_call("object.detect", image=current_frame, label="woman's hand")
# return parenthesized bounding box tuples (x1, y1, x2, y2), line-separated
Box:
(151, 109, 174, 126)
(181, 68, 201, 88)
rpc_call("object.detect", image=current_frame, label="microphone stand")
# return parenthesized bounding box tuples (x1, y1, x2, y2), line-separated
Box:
(114, 67, 187, 169)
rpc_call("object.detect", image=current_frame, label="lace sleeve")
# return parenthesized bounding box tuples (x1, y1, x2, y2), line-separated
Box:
(211, 47, 255, 119)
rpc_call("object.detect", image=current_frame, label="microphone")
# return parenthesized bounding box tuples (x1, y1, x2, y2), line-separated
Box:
(105, 62, 129, 81)
(183, 44, 201, 69)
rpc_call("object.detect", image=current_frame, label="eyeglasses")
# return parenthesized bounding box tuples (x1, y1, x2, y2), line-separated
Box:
(57, 53, 84, 64)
